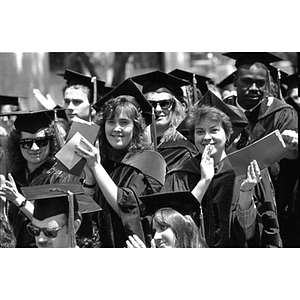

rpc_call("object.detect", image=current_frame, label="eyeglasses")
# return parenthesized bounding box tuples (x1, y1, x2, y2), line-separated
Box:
(27, 223, 67, 239)
(19, 137, 49, 149)
(148, 99, 174, 110)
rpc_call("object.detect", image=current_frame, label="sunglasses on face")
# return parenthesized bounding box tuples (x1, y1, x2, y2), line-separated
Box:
(27, 223, 67, 239)
(19, 137, 49, 149)
(148, 99, 174, 110)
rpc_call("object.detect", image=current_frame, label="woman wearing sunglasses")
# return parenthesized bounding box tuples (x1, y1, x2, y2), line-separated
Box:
(0, 110, 90, 247)
(132, 70, 198, 172)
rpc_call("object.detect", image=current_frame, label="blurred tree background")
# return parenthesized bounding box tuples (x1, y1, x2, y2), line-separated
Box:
(0, 52, 297, 110)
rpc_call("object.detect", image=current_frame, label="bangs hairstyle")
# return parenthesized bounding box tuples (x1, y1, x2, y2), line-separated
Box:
(186, 105, 233, 143)
(94, 96, 150, 159)
(153, 208, 202, 248)
(5, 125, 57, 175)
(64, 84, 93, 103)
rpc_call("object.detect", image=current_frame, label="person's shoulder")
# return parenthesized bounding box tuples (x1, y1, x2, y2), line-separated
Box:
(262, 97, 297, 116)
(168, 155, 200, 175)
(124, 150, 167, 183)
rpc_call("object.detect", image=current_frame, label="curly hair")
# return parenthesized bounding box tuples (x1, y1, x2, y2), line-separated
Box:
(0, 214, 16, 248)
(153, 208, 206, 248)
(93, 96, 151, 161)
(186, 105, 233, 143)
(4, 125, 58, 175)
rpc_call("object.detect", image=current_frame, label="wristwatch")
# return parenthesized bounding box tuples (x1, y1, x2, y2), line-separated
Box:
(83, 181, 96, 188)
(18, 199, 27, 209)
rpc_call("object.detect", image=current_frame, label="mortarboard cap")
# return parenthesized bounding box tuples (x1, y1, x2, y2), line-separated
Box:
(131, 70, 190, 97)
(21, 183, 101, 221)
(0, 95, 21, 107)
(222, 52, 283, 68)
(99, 85, 115, 97)
(197, 90, 248, 145)
(282, 73, 298, 90)
(268, 65, 289, 82)
(140, 191, 200, 216)
(93, 78, 154, 125)
(217, 71, 236, 89)
(0, 109, 66, 134)
(60, 69, 106, 96)
(168, 69, 210, 96)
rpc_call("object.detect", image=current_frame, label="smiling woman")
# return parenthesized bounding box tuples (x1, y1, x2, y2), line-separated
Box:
(160, 104, 273, 247)
(75, 80, 167, 248)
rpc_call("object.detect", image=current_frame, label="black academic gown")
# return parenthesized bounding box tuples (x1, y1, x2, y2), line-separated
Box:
(224, 95, 298, 246)
(158, 138, 197, 172)
(7, 162, 82, 248)
(97, 149, 166, 248)
(161, 154, 282, 248)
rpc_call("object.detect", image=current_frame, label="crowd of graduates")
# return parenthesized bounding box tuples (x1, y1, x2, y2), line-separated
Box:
(0, 52, 298, 248)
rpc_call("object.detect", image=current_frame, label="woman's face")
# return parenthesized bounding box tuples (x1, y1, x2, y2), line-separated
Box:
(146, 92, 173, 133)
(152, 220, 177, 248)
(20, 129, 50, 167)
(105, 111, 134, 150)
(194, 117, 227, 162)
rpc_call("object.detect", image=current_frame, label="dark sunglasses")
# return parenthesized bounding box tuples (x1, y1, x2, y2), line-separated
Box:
(19, 137, 49, 149)
(27, 223, 67, 239)
(148, 99, 173, 110)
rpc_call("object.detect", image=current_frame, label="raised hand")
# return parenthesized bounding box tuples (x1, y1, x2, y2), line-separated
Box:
(200, 144, 215, 181)
(126, 234, 147, 248)
(240, 159, 261, 192)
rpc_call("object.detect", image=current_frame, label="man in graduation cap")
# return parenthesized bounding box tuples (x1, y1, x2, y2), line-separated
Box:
(21, 183, 101, 248)
(222, 52, 298, 246)
(131, 70, 197, 172)
(222, 52, 298, 159)
(61, 69, 106, 123)
(0, 95, 21, 137)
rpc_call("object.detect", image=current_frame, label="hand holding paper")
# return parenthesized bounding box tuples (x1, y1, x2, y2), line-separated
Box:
(55, 118, 100, 176)
(75, 137, 100, 169)
(227, 130, 286, 178)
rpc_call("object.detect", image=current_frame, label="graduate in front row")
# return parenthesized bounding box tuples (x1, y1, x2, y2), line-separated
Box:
(75, 79, 166, 248)
(161, 97, 282, 248)
(21, 183, 101, 248)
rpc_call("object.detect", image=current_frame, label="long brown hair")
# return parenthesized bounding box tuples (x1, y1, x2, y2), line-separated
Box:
(153, 208, 206, 248)
(94, 96, 151, 161)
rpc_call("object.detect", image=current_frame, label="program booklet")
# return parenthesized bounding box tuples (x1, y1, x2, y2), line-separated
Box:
(226, 129, 286, 178)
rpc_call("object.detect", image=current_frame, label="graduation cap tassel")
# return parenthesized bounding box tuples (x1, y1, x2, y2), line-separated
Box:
(277, 69, 284, 100)
(265, 69, 272, 99)
(67, 190, 76, 248)
(199, 205, 206, 242)
(91, 76, 97, 122)
(151, 107, 157, 151)
(53, 109, 64, 150)
(192, 73, 198, 105)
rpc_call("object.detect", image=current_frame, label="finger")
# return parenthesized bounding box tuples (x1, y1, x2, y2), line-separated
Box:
(132, 234, 146, 248)
(8, 173, 16, 185)
(150, 239, 156, 248)
(128, 235, 139, 248)
(126, 240, 133, 248)
(201, 144, 211, 161)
